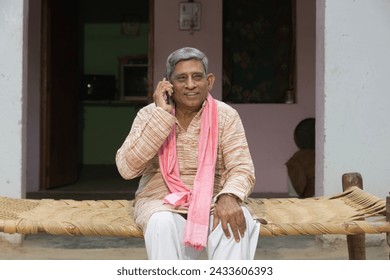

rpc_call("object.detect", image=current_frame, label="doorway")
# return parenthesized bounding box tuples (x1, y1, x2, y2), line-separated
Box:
(35, 0, 152, 199)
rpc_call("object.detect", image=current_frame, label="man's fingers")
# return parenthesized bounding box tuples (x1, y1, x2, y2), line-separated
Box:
(231, 216, 246, 242)
(218, 214, 244, 241)
(237, 211, 246, 237)
(212, 210, 220, 231)
(221, 220, 231, 239)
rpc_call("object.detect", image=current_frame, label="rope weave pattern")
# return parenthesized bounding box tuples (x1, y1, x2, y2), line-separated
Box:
(0, 197, 39, 220)
(0, 187, 388, 237)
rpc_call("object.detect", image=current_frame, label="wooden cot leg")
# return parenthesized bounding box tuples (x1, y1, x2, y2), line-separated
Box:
(386, 194, 390, 260)
(342, 173, 366, 260)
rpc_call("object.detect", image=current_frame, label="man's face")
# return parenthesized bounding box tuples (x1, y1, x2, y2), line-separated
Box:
(171, 59, 215, 112)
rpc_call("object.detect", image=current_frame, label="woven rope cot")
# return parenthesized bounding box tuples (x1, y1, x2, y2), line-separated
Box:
(0, 186, 389, 238)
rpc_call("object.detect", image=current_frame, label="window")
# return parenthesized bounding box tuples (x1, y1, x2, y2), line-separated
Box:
(223, 0, 296, 103)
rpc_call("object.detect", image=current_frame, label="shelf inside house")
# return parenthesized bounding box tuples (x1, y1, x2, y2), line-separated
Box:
(82, 99, 148, 106)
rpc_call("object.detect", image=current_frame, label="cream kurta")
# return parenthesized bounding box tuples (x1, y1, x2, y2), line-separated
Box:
(116, 99, 255, 231)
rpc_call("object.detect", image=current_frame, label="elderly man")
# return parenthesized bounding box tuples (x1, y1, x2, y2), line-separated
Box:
(116, 47, 260, 260)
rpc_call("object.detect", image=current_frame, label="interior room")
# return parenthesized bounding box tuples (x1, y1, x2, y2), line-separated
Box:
(77, 0, 150, 199)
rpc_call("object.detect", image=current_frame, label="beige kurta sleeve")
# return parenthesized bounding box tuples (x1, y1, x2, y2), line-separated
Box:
(214, 103, 255, 202)
(116, 104, 176, 179)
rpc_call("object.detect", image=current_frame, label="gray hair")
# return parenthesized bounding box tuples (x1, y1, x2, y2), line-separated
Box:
(166, 47, 209, 80)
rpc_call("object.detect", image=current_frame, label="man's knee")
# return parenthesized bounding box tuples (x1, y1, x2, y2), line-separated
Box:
(148, 211, 174, 228)
(146, 211, 185, 236)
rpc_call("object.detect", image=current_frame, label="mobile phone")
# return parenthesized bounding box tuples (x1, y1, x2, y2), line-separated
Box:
(164, 75, 171, 104)
(165, 91, 171, 104)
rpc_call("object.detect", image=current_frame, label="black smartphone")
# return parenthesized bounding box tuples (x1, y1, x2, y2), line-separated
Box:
(166, 91, 171, 104)
(164, 75, 171, 104)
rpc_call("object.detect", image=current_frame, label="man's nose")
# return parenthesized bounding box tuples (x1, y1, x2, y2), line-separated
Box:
(186, 77, 196, 88)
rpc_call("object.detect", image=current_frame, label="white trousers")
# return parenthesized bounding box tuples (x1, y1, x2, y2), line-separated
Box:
(144, 206, 260, 260)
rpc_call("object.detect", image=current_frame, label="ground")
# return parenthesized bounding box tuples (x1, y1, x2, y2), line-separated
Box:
(0, 234, 388, 260)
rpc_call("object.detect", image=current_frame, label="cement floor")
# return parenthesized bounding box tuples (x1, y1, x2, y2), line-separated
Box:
(1, 234, 388, 260)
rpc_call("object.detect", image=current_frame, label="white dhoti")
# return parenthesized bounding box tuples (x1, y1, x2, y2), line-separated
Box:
(144, 206, 260, 260)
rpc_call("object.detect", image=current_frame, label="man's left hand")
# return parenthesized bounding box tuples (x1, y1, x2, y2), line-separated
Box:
(213, 194, 246, 242)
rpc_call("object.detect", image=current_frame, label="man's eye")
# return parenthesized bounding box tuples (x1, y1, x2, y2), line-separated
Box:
(176, 76, 187, 82)
(193, 74, 204, 80)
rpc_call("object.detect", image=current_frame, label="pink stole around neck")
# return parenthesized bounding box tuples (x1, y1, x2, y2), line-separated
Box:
(158, 94, 218, 250)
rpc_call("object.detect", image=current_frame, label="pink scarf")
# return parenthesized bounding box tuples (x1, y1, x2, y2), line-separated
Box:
(158, 94, 218, 250)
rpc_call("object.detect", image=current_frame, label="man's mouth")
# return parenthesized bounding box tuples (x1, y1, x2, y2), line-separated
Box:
(185, 92, 198, 97)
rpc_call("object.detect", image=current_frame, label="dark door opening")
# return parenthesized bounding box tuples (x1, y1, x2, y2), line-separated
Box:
(36, 0, 152, 200)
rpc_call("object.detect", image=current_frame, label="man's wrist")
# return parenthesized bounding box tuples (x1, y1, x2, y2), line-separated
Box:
(217, 193, 240, 202)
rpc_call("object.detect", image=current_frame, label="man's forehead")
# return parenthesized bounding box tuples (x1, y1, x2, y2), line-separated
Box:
(173, 70, 205, 76)
(173, 60, 205, 75)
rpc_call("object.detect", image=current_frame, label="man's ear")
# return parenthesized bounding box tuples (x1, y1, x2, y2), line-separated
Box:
(207, 73, 215, 91)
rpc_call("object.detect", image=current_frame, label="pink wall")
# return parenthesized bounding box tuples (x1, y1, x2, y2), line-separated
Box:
(154, 0, 316, 194)
(154, 0, 223, 94)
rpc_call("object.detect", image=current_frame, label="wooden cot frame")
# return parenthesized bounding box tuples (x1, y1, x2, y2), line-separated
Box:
(0, 172, 389, 260)
(341, 173, 389, 259)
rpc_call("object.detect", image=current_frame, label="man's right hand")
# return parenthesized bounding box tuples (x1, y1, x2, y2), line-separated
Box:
(153, 77, 174, 113)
